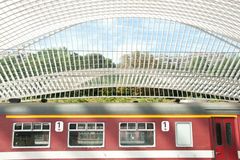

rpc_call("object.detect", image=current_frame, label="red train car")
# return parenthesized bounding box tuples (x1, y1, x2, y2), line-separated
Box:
(0, 102, 240, 160)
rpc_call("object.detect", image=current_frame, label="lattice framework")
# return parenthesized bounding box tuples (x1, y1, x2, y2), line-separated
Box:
(0, 0, 239, 101)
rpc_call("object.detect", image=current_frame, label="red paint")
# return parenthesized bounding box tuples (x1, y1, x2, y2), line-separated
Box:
(213, 118, 238, 160)
(3, 115, 240, 160)
(0, 117, 211, 152)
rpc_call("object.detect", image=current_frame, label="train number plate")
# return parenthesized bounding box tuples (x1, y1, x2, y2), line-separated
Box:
(161, 121, 170, 132)
(55, 121, 64, 132)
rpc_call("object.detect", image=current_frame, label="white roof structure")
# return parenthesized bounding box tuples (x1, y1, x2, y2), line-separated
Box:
(0, 0, 239, 102)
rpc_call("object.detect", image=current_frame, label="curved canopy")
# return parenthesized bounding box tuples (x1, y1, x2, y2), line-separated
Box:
(0, 0, 240, 49)
(0, 0, 239, 102)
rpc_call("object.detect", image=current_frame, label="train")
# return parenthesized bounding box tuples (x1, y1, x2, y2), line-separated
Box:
(0, 102, 240, 160)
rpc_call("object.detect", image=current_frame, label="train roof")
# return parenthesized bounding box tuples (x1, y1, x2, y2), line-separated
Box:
(0, 102, 240, 115)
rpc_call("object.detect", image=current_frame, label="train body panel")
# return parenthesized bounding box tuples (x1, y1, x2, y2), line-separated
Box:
(0, 103, 239, 159)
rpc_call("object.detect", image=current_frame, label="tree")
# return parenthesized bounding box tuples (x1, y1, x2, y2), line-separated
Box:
(0, 47, 117, 82)
(120, 51, 158, 69)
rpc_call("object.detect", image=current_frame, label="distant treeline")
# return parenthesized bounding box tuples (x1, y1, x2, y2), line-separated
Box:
(0, 47, 239, 82)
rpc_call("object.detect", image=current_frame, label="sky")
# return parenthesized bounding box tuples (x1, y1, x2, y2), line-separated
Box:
(27, 17, 239, 62)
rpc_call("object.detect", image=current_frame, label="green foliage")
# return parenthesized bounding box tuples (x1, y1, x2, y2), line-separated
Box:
(49, 97, 175, 103)
(188, 55, 240, 75)
(120, 51, 159, 68)
(0, 48, 116, 82)
(0, 48, 239, 101)
(189, 56, 207, 71)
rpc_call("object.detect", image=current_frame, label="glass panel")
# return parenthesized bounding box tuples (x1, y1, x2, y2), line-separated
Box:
(13, 131, 49, 147)
(226, 123, 232, 145)
(87, 123, 95, 130)
(137, 123, 145, 129)
(33, 123, 41, 130)
(96, 123, 103, 129)
(216, 123, 222, 145)
(120, 131, 154, 146)
(42, 123, 50, 130)
(69, 131, 103, 146)
(120, 123, 127, 129)
(128, 123, 136, 129)
(147, 123, 153, 129)
(78, 123, 85, 129)
(70, 124, 76, 130)
(176, 122, 193, 147)
(15, 123, 22, 130)
(23, 123, 31, 130)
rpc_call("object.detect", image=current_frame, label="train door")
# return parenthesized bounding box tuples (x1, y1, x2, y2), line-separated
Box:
(213, 118, 238, 160)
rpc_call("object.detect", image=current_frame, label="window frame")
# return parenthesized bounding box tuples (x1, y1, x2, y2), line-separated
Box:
(119, 122, 156, 148)
(12, 122, 51, 149)
(67, 122, 105, 148)
(175, 122, 193, 147)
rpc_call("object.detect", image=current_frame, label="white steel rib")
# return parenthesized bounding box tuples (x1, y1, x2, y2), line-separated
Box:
(0, 0, 239, 101)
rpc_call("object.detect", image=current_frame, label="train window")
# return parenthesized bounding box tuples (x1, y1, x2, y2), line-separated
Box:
(147, 123, 154, 129)
(216, 123, 222, 145)
(42, 123, 50, 130)
(226, 123, 232, 145)
(78, 123, 85, 129)
(33, 123, 41, 130)
(87, 123, 95, 129)
(97, 123, 103, 129)
(68, 122, 104, 148)
(14, 123, 22, 130)
(120, 123, 127, 129)
(23, 123, 31, 130)
(138, 123, 145, 129)
(70, 124, 77, 129)
(119, 122, 155, 147)
(175, 122, 193, 147)
(12, 122, 51, 148)
(128, 123, 136, 129)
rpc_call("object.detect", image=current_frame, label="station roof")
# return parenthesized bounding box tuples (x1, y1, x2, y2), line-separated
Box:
(0, 0, 240, 49)
(0, 0, 239, 102)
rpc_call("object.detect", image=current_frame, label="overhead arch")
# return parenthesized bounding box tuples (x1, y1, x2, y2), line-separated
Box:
(1, 69, 239, 99)
(0, 1, 240, 102)
(0, 0, 240, 50)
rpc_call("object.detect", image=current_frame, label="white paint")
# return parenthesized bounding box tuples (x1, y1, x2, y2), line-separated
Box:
(55, 121, 64, 132)
(0, 150, 214, 159)
(161, 121, 169, 132)
(175, 122, 193, 147)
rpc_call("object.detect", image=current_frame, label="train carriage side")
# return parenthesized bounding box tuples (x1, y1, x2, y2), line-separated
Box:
(0, 103, 239, 160)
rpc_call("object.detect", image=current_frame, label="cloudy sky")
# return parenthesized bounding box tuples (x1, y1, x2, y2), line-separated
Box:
(29, 17, 237, 62)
